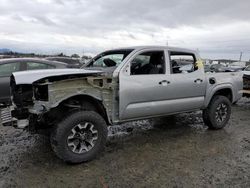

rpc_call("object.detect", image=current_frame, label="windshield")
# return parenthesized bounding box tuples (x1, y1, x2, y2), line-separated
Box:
(245, 66, 250, 71)
(84, 49, 133, 68)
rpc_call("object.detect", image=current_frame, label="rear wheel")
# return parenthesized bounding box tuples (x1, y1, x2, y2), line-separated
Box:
(50, 111, 107, 163)
(203, 95, 231, 129)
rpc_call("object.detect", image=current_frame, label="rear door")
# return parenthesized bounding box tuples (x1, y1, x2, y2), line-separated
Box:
(165, 51, 207, 109)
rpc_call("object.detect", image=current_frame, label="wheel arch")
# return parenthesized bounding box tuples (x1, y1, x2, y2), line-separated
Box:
(205, 85, 233, 107)
(52, 94, 111, 125)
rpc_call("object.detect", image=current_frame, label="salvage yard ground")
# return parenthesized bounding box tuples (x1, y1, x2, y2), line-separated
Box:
(0, 98, 250, 187)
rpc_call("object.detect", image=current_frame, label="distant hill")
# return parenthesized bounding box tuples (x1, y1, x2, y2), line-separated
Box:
(0, 48, 11, 54)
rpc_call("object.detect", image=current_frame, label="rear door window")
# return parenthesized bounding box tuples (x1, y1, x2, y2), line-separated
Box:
(169, 52, 197, 74)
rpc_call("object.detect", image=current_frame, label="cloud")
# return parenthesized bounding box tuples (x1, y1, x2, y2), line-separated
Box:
(0, 0, 250, 60)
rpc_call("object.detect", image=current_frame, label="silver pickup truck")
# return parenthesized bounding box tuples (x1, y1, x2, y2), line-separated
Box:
(1, 46, 243, 163)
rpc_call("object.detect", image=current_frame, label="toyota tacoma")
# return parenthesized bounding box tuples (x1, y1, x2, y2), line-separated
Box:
(1, 46, 243, 163)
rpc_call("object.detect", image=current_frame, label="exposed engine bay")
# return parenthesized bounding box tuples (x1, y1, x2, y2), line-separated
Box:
(3, 70, 117, 132)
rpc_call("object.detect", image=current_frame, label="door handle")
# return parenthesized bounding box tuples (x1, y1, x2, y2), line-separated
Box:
(194, 78, 203, 83)
(159, 80, 170, 85)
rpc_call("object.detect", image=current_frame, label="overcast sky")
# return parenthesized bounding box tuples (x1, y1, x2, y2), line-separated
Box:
(0, 0, 250, 60)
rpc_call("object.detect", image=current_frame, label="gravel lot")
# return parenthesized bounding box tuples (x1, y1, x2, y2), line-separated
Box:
(0, 98, 250, 187)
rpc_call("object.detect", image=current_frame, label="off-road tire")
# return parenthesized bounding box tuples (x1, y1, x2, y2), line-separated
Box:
(202, 95, 231, 129)
(50, 111, 108, 163)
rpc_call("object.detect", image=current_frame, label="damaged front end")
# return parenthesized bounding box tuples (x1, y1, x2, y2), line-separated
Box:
(1, 69, 116, 132)
(1, 107, 29, 129)
(1, 75, 41, 129)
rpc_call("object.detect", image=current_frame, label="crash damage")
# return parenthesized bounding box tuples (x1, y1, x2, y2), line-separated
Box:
(0, 46, 243, 163)
(2, 69, 118, 131)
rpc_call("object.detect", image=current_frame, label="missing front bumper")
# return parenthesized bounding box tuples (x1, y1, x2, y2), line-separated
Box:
(1, 107, 29, 129)
(1, 107, 15, 126)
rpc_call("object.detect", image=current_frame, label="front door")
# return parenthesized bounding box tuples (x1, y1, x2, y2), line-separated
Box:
(119, 49, 172, 120)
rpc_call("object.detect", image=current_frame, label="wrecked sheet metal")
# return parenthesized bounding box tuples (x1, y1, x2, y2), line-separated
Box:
(12, 69, 103, 85)
(35, 76, 117, 122)
(48, 77, 114, 107)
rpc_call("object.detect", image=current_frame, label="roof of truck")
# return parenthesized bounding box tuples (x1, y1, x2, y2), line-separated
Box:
(109, 46, 197, 53)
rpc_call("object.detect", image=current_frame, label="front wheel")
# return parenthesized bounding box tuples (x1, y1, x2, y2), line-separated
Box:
(203, 95, 231, 129)
(50, 111, 108, 163)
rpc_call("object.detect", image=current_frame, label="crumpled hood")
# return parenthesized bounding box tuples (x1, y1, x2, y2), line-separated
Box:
(12, 69, 103, 85)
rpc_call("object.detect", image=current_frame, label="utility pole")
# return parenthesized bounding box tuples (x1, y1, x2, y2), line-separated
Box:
(239, 51, 243, 62)
(166, 40, 168, 46)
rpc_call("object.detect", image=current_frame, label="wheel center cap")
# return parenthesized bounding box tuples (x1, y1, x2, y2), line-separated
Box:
(80, 133, 86, 140)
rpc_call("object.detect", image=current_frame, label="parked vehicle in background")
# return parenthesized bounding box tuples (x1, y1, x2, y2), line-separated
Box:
(0, 58, 67, 106)
(243, 65, 250, 97)
(210, 64, 244, 72)
(45, 57, 81, 68)
(210, 64, 226, 72)
(224, 65, 244, 72)
(231, 61, 247, 68)
(1, 46, 243, 163)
